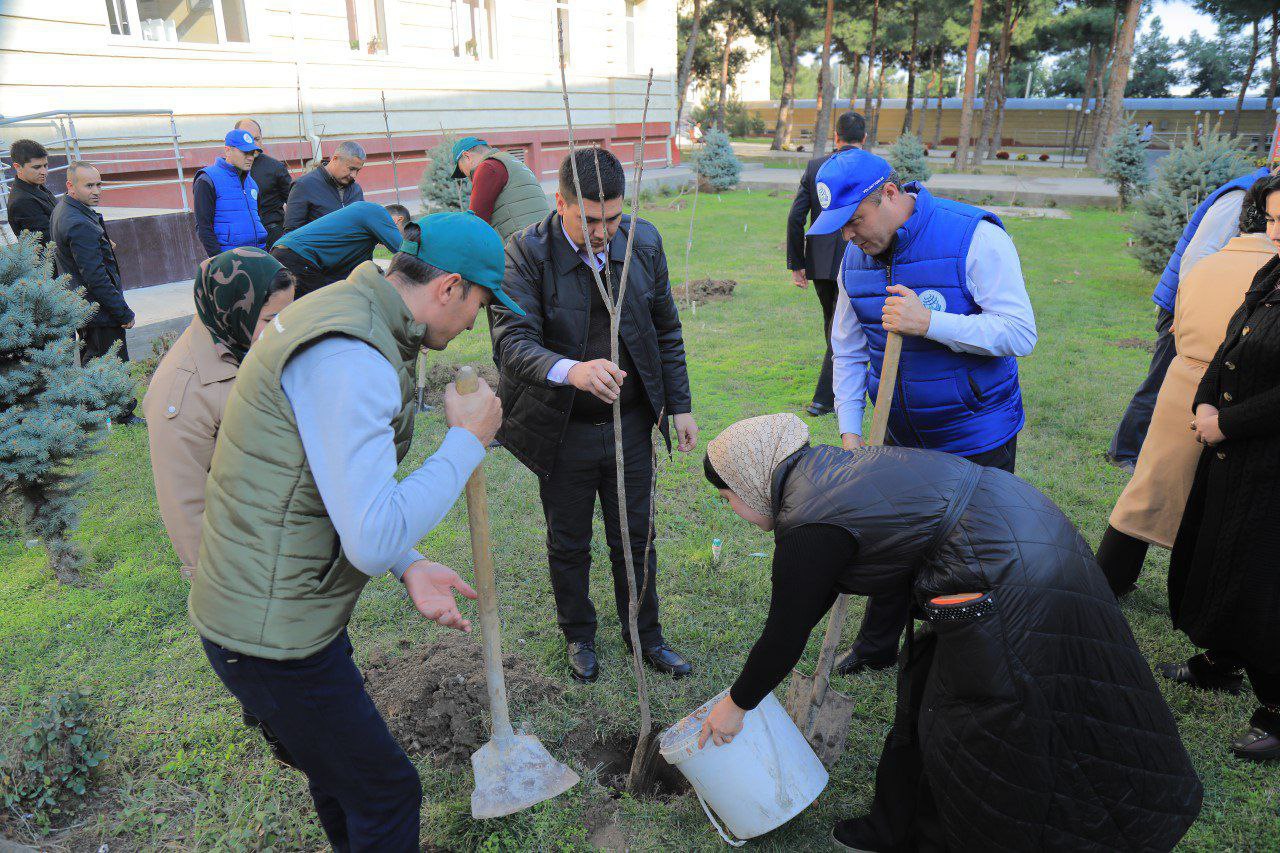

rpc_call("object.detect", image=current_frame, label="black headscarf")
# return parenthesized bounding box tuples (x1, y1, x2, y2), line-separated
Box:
(193, 247, 286, 363)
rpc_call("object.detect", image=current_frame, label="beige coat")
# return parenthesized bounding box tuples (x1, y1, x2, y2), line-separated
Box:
(1110, 234, 1276, 548)
(142, 318, 237, 579)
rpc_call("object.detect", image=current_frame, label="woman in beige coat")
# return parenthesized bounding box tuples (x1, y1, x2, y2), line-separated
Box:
(1098, 191, 1275, 595)
(144, 248, 295, 579)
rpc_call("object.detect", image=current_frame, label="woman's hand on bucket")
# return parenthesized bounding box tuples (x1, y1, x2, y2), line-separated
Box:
(699, 695, 746, 748)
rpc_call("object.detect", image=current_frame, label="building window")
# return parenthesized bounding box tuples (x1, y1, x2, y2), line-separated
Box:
(625, 0, 638, 73)
(104, 0, 250, 44)
(452, 0, 496, 61)
(555, 0, 571, 66)
(346, 0, 389, 54)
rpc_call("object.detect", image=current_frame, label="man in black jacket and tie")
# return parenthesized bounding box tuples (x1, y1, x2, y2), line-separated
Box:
(786, 112, 865, 417)
(489, 149, 697, 684)
(6, 140, 57, 247)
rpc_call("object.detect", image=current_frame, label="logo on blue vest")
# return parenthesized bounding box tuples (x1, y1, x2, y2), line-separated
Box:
(918, 289, 947, 312)
(816, 182, 832, 209)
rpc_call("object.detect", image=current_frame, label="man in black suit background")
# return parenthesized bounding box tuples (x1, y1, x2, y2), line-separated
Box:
(785, 112, 865, 417)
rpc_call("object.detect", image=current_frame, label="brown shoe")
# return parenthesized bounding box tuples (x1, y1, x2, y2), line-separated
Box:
(1232, 707, 1280, 762)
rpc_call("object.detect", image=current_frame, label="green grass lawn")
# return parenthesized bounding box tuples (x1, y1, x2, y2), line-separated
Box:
(3, 193, 1277, 851)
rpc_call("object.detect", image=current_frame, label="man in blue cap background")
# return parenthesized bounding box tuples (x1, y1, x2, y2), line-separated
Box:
(452, 135, 551, 241)
(808, 149, 1038, 680)
(189, 211, 521, 851)
(192, 128, 268, 257)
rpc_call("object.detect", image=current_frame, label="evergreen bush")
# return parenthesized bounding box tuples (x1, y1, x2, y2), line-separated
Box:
(887, 132, 932, 184)
(1130, 129, 1253, 274)
(1101, 123, 1151, 209)
(418, 134, 472, 214)
(0, 235, 133, 583)
(693, 129, 742, 192)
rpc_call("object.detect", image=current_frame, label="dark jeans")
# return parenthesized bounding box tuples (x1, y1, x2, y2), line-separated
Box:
(538, 405, 662, 647)
(264, 223, 285, 252)
(1096, 524, 1150, 596)
(272, 245, 350, 298)
(1109, 308, 1176, 464)
(201, 630, 421, 852)
(80, 325, 137, 418)
(851, 436, 1017, 664)
(812, 278, 838, 408)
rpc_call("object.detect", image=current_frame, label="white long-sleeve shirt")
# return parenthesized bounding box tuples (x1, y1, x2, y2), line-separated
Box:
(832, 220, 1038, 437)
(1179, 189, 1245, 287)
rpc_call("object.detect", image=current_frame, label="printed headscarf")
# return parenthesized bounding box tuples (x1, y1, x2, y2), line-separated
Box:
(193, 247, 286, 363)
(706, 414, 810, 519)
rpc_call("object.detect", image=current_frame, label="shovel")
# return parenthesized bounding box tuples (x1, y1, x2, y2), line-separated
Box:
(785, 331, 903, 769)
(455, 366, 580, 819)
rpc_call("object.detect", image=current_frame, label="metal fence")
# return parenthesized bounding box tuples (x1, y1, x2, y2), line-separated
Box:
(0, 109, 190, 230)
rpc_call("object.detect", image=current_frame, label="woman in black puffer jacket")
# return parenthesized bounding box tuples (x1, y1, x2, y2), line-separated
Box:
(698, 414, 1201, 852)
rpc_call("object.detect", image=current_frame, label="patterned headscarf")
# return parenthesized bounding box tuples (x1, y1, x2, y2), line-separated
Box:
(193, 247, 286, 363)
(706, 413, 811, 519)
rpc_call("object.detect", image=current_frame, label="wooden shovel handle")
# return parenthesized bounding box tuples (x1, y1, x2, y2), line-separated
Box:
(867, 332, 903, 447)
(456, 366, 514, 739)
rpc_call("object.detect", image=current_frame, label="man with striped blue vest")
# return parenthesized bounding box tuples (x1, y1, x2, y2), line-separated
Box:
(806, 149, 1037, 675)
(193, 129, 269, 258)
(1107, 165, 1273, 470)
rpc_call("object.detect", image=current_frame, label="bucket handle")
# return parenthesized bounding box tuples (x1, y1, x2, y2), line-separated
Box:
(695, 788, 747, 847)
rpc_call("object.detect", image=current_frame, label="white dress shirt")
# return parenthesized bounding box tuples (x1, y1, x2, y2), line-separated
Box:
(547, 220, 609, 385)
(832, 219, 1038, 437)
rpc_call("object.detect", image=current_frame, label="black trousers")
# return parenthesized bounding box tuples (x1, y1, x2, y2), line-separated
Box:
(202, 630, 421, 852)
(80, 325, 137, 418)
(812, 278, 838, 409)
(851, 436, 1017, 664)
(538, 405, 662, 647)
(1096, 524, 1151, 596)
(272, 245, 351, 298)
(264, 223, 285, 252)
(1110, 308, 1176, 464)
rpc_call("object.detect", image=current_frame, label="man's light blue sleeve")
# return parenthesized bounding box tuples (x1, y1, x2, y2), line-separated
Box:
(281, 337, 485, 580)
(831, 275, 870, 436)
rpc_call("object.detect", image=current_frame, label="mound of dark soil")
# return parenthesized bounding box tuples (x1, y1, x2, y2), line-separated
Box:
(682, 278, 737, 303)
(1111, 337, 1156, 353)
(418, 361, 500, 406)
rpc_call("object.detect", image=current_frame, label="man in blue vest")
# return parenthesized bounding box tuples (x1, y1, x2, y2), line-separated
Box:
(806, 149, 1037, 675)
(193, 129, 269, 258)
(1107, 164, 1273, 471)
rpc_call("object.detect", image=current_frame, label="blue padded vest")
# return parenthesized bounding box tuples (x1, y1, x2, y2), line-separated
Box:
(202, 158, 267, 252)
(841, 184, 1024, 456)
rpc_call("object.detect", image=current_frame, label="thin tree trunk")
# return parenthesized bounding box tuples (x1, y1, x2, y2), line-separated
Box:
(1072, 42, 1101, 153)
(1233, 18, 1260, 137)
(993, 64, 1009, 152)
(716, 22, 736, 131)
(1268, 9, 1278, 112)
(850, 52, 863, 106)
(771, 20, 799, 150)
(902, 3, 921, 134)
(956, 0, 985, 168)
(864, 0, 881, 115)
(869, 57, 888, 146)
(933, 50, 946, 147)
(975, 0, 1015, 165)
(675, 0, 703, 131)
(1088, 3, 1125, 168)
(1089, 0, 1140, 169)
(813, 0, 836, 157)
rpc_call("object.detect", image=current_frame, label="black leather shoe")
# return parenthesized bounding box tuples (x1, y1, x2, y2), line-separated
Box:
(640, 643, 692, 678)
(805, 401, 834, 417)
(116, 412, 145, 426)
(567, 641, 598, 683)
(1157, 654, 1244, 695)
(835, 648, 896, 677)
(831, 816, 899, 852)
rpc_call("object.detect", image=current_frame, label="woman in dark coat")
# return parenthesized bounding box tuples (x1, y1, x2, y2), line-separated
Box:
(697, 414, 1201, 852)
(1159, 174, 1280, 761)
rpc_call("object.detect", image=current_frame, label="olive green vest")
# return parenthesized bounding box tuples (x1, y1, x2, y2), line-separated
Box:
(484, 150, 551, 241)
(189, 262, 423, 660)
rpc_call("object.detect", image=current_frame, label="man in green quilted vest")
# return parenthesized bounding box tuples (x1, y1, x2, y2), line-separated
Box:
(190, 211, 525, 852)
(452, 135, 551, 241)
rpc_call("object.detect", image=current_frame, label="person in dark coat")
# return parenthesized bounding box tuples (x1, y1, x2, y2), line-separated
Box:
(1159, 173, 1280, 762)
(283, 141, 365, 233)
(785, 112, 863, 417)
(6, 139, 56, 247)
(698, 413, 1202, 852)
(489, 148, 697, 684)
(49, 161, 140, 424)
(234, 118, 293, 250)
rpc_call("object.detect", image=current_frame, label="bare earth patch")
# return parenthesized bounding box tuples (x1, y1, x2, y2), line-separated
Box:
(1111, 337, 1156, 353)
(680, 278, 737, 304)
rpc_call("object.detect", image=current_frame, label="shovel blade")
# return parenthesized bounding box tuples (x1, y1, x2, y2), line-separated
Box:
(471, 734, 580, 819)
(785, 671, 856, 769)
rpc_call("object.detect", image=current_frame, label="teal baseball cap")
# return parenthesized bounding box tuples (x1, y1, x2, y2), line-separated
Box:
(399, 211, 525, 316)
(450, 136, 487, 178)
(807, 149, 893, 236)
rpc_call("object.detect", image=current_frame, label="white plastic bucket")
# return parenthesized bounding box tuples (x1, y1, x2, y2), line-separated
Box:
(659, 689, 829, 846)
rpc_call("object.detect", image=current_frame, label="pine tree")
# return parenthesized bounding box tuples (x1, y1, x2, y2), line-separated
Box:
(887, 132, 932, 184)
(1101, 123, 1150, 210)
(1130, 128, 1253, 274)
(0, 235, 134, 583)
(418, 134, 472, 213)
(693, 129, 742, 192)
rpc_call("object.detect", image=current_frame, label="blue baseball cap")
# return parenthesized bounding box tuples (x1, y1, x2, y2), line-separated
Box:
(224, 128, 262, 153)
(450, 136, 487, 178)
(806, 149, 893, 236)
(399, 212, 526, 316)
